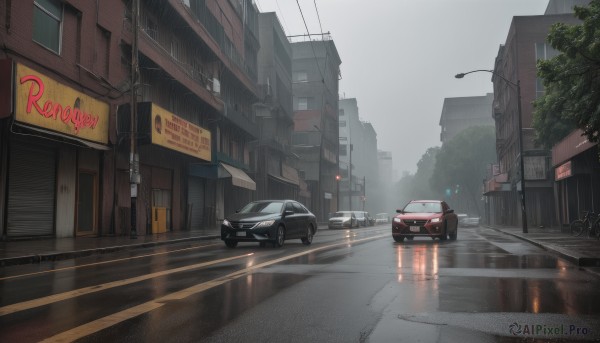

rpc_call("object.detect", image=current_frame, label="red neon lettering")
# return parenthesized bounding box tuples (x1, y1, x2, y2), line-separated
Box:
(20, 74, 101, 134)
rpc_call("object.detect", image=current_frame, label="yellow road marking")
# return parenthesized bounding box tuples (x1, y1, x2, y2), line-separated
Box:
(0, 243, 221, 281)
(40, 234, 387, 343)
(0, 253, 251, 316)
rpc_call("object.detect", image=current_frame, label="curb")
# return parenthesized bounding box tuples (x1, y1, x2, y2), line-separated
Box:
(487, 226, 600, 267)
(0, 234, 221, 267)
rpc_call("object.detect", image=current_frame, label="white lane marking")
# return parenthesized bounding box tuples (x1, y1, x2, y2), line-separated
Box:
(0, 243, 222, 281)
(40, 234, 388, 342)
(0, 253, 251, 316)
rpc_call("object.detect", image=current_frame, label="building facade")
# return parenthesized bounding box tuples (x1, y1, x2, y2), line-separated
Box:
(0, 0, 260, 239)
(291, 34, 341, 222)
(254, 12, 301, 202)
(439, 94, 494, 145)
(485, 13, 581, 228)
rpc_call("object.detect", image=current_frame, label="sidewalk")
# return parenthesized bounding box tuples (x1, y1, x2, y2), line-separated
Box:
(1, 226, 599, 270)
(0, 229, 221, 267)
(488, 225, 600, 268)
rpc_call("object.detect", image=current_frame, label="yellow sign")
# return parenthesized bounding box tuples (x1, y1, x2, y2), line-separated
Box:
(15, 64, 109, 144)
(151, 104, 211, 161)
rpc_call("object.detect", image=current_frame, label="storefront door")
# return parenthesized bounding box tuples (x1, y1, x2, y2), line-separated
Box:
(76, 171, 97, 236)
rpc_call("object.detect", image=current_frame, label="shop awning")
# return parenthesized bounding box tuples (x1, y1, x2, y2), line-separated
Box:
(268, 173, 299, 186)
(219, 163, 256, 190)
(15, 123, 110, 150)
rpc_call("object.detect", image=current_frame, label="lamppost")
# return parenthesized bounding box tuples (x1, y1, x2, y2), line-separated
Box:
(336, 174, 341, 211)
(455, 69, 528, 233)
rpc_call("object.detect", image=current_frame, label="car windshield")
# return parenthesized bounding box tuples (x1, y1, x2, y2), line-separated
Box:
(333, 212, 352, 218)
(403, 202, 442, 213)
(354, 212, 365, 218)
(238, 201, 284, 214)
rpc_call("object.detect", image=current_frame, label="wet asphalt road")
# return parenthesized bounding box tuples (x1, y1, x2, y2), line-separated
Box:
(1, 225, 600, 342)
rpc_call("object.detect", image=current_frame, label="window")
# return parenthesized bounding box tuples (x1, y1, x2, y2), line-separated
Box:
(535, 43, 559, 98)
(339, 144, 347, 156)
(294, 71, 308, 83)
(297, 97, 308, 110)
(33, 0, 63, 54)
(339, 109, 345, 116)
(339, 120, 347, 127)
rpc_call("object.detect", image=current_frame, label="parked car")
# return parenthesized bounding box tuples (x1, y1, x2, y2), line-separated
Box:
(375, 213, 389, 224)
(328, 211, 358, 229)
(462, 216, 480, 227)
(221, 200, 317, 248)
(457, 213, 468, 226)
(392, 200, 458, 242)
(353, 211, 374, 227)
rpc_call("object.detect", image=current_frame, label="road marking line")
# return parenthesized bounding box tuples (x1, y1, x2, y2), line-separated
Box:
(0, 253, 251, 317)
(40, 234, 388, 343)
(0, 243, 222, 281)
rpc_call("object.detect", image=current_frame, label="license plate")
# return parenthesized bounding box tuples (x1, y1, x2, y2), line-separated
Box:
(410, 226, 420, 232)
(236, 231, 246, 237)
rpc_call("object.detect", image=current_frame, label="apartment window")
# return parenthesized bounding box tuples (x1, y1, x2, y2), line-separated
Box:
(339, 120, 347, 127)
(339, 109, 345, 116)
(297, 97, 308, 110)
(294, 71, 308, 83)
(535, 43, 559, 98)
(339, 144, 347, 156)
(33, 0, 62, 54)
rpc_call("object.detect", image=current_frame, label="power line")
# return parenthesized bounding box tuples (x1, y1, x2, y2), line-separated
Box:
(295, 0, 325, 82)
(313, 0, 324, 36)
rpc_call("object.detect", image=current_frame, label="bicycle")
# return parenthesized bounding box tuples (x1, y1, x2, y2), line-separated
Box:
(570, 211, 599, 238)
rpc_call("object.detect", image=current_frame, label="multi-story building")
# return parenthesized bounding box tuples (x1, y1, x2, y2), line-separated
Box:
(377, 150, 394, 213)
(254, 12, 301, 201)
(338, 98, 379, 213)
(0, 0, 260, 239)
(439, 94, 494, 144)
(291, 34, 341, 221)
(485, 11, 581, 228)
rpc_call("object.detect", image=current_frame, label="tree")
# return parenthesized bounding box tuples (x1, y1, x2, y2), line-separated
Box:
(533, 0, 600, 148)
(393, 147, 441, 209)
(431, 126, 496, 216)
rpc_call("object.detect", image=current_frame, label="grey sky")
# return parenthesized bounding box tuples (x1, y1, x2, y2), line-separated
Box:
(255, 0, 550, 175)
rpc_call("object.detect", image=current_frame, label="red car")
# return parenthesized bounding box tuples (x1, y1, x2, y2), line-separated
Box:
(392, 200, 458, 242)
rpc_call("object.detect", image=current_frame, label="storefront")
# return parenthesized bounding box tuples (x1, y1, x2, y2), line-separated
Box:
(1, 62, 109, 239)
(118, 102, 212, 234)
(552, 130, 600, 229)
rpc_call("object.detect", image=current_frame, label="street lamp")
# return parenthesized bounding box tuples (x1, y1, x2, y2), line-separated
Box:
(455, 69, 528, 233)
(336, 174, 341, 211)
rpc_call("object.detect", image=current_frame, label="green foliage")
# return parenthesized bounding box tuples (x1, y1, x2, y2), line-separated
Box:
(393, 147, 441, 208)
(431, 126, 496, 215)
(533, 0, 600, 148)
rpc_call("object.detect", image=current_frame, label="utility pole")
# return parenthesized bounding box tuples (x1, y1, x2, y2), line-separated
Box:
(129, 0, 140, 239)
(362, 176, 366, 211)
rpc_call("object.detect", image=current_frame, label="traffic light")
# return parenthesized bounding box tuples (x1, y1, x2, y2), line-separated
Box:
(336, 175, 341, 181)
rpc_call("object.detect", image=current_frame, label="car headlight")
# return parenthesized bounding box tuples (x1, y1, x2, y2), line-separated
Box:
(393, 217, 402, 223)
(255, 220, 275, 228)
(223, 219, 232, 227)
(430, 218, 441, 223)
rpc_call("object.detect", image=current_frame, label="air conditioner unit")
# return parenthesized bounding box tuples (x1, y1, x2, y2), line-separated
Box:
(212, 78, 221, 94)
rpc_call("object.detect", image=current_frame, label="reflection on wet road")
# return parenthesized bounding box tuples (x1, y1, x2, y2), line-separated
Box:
(1, 226, 599, 342)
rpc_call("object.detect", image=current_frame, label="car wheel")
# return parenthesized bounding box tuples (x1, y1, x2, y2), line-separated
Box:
(225, 240, 238, 248)
(406, 236, 414, 241)
(272, 225, 285, 248)
(449, 227, 457, 240)
(301, 224, 314, 245)
(393, 236, 405, 242)
(440, 224, 448, 241)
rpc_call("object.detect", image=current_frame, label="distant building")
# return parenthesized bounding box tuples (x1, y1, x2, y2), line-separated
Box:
(544, 0, 591, 14)
(254, 13, 301, 202)
(439, 94, 494, 144)
(338, 98, 379, 213)
(291, 34, 341, 221)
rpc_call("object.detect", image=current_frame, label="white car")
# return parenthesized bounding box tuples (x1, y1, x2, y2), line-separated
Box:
(375, 213, 389, 224)
(328, 211, 358, 229)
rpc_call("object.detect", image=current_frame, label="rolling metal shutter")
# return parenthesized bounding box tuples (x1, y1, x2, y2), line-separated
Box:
(7, 144, 56, 237)
(188, 177, 205, 230)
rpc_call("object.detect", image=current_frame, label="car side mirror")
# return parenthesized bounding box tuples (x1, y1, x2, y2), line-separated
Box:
(284, 210, 294, 216)
(396, 209, 403, 213)
(445, 209, 454, 214)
